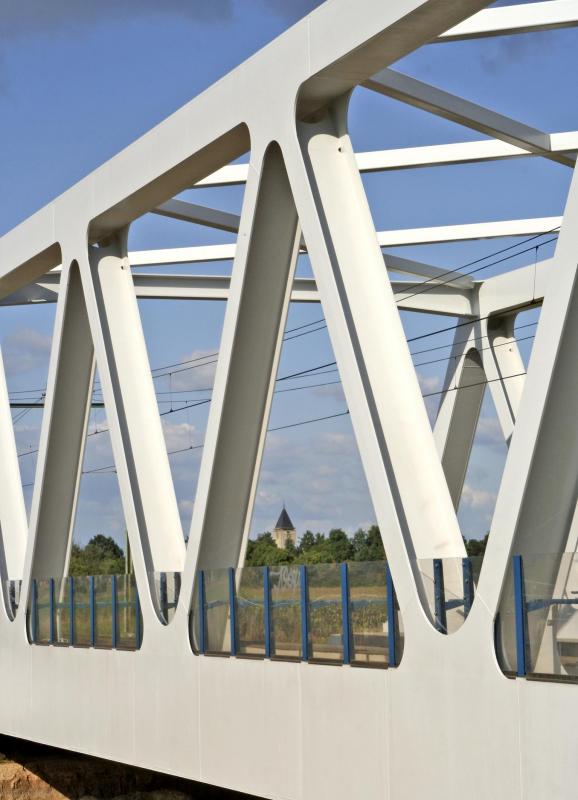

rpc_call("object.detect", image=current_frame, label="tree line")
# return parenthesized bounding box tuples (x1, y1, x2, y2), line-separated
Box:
(69, 535, 126, 576)
(245, 525, 385, 567)
(246, 527, 489, 567)
(69, 529, 489, 575)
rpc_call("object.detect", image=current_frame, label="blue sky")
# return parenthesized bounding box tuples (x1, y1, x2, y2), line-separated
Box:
(0, 1, 576, 548)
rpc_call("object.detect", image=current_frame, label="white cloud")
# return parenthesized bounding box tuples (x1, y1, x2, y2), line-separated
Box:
(475, 416, 504, 447)
(161, 420, 198, 452)
(3, 328, 51, 375)
(252, 427, 375, 536)
(418, 373, 441, 395)
(461, 484, 496, 511)
(170, 349, 217, 392)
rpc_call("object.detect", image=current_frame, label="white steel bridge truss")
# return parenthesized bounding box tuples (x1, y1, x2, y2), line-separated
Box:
(1, 1, 578, 798)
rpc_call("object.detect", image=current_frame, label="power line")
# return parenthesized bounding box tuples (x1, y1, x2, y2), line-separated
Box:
(422, 370, 527, 399)
(413, 332, 535, 370)
(393, 229, 558, 302)
(7, 229, 552, 402)
(36, 362, 530, 482)
(15, 375, 345, 458)
(78, 409, 352, 477)
(409, 320, 538, 358)
(11, 226, 554, 467)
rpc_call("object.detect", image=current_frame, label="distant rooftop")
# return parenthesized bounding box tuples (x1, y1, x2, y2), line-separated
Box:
(274, 507, 295, 531)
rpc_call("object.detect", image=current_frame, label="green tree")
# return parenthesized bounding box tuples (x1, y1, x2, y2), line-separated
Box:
(246, 533, 294, 566)
(327, 528, 354, 562)
(352, 528, 369, 561)
(464, 533, 488, 558)
(69, 535, 125, 576)
(299, 531, 316, 552)
(284, 538, 297, 559)
(244, 525, 389, 567)
(365, 525, 385, 561)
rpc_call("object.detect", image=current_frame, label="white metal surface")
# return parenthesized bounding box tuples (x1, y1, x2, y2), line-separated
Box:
(0, 0, 577, 798)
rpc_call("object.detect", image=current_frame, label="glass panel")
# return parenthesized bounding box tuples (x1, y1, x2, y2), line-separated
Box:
(416, 557, 481, 634)
(307, 564, 342, 662)
(190, 576, 202, 653)
(204, 569, 230, 655)
(5, 579, 21, 619)
(270, 565, 301, 660)
(348, 561, 387, 666)
(35, 579, 52, 644)
(237, 566, 265, 657)
(94, 575, 114, 648)
(496, 552, 578, 679)
(116, 574, 140, 650)
(72, 576, 92, 647)
(53, 577, 71, 645)
(523, 552, 578, 678)
(151, 572, 181, 624)
(394, 587, 405, 666)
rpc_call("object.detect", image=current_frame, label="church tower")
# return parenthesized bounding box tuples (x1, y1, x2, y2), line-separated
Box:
(272, 506, 297, 549)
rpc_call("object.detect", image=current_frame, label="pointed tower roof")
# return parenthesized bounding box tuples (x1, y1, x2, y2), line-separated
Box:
(274, 506, 295, 531)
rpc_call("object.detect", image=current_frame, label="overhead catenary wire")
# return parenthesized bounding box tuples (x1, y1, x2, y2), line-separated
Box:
(68, 409, 353, 478)
(392, 228, 559, 301)
(40, 361, 530, 482)
(8, 227, 553, 404)
(12, 226, 553, 466)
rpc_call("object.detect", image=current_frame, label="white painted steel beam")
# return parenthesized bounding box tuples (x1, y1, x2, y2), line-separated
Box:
(132, 274, 473, 314)
(384, 253, 474, 288)
(478, 314, 526, 444)
(195, 132, 578, 187)
(287, 95, 467, 616)
(433, 322, 486, 510)
(186, 143, 300, 588)
(6, 271, 473, 315)
(130, 244, 236, 266)
(76, 234, 186, 599)
(376, 217, 561, 247)
(364, 69, 576, 167)
(478, 258, 551, 315)
(128, 217, 561, 268)
(439, 0, 578, 42)
(25, 262, 95, 582)
(3, 0, 578, 796)
(481, 162, 578, 647)
(152, 199, 240, 233)
(0, 346, 28, 582)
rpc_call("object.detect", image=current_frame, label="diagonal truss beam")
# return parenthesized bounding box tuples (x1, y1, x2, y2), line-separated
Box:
(25, 262, 95, 582)
(438, 0, 578, 42)
(480, 164, 578, 618)
(284, 97, 467, 613)
(77, 234, 186, 583)
(128, 217, 561, 268)
(2, 272, 474, 317)
(433, 322, 486, 510)
(364, 68, 576, 168)
(148, 199, 477, 292)
(477, 314, 526, 445)
(196, 132, 578, 187)
(152, 199, 240, 233)
(184, 143, 300, 596)
(0, 346, 28, 582)
(150, 198, 474, 290)
(385, 253, 474, 288)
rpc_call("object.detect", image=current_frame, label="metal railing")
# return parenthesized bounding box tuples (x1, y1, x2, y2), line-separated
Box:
(26, 560, 405, 668)
(416, 556, 483, 634)
(499, 552, 578, 681)
(193, 561, 402, 667)
(29, 575, 142, 650)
